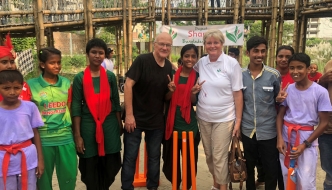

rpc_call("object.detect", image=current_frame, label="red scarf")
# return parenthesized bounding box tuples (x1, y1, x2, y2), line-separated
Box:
(83, 66, 111, 156)
(165, 67, 196, 140)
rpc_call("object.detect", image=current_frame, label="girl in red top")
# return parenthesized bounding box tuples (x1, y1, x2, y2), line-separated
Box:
(308, 63, 322, 82)
(0, 33, 31, 101)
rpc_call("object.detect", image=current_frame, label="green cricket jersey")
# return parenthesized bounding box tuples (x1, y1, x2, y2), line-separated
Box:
(28, 75, 73, 146)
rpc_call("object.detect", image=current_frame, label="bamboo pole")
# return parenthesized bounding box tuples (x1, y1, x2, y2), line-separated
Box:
(239, 0, 245, 66)
(233, 0, 239, 24)
(299, 0, 308, 53)
(43, 20, 84, 27)
(83, 0, 88, 45)
(277, 0, 286, 47)
(204, 0, 208, 25)
(0, 26, 35, 31)
(128, 0, 133, 67)
(34, 0, 45, 52)
(46, 28, 54, 47)
(86, 0, 93, 40)
(123, 0, 128, 72)
(198, 0, 203, 57)
(302, 7, 332, 14)
(261, 21, 266, 37)
(264, 22, 270, 65)
(292, 0, 300, 52)
(162, 0, 165, 25)
(167, 0, 171, 25)
(269, 0, 278, 67)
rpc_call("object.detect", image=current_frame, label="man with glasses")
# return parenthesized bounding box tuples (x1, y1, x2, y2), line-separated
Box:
(121, 32, 173, 190)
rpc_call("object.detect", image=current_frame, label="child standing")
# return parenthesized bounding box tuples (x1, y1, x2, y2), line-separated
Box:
(71, 38, 122, 190)
(308, 63, 322, 82)
(0, 70, 44, 190)
(28, 48, 77, 190)
(0, 33, 31, 101)
(277, 53, 332, 189)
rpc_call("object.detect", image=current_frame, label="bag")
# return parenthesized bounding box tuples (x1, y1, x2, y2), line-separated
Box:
(228, 136, 247, 190)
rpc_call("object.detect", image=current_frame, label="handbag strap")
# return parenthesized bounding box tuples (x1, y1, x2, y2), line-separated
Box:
(231, 136, 244, 159)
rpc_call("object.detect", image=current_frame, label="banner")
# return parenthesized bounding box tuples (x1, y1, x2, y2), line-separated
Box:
(160, 24, 244, 46)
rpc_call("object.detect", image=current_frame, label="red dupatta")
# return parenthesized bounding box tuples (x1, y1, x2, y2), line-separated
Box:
(83, 66, 111, 156)
(165, 66, 196, 140)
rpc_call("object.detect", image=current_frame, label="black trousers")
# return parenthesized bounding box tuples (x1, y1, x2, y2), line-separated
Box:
(79, 152, 122, 190)
(242, 133, 278, 190)
(162, 132, 200, 189)
(256, 155, 285, 190)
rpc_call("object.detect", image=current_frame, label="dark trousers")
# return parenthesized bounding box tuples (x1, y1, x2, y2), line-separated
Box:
(211, 0, 221, 8)
(162, 132, 200, 189)
(256, 156, 285, 189)
(78, 152, 121, 190)
(242, 133, 278, 190)
(121, 128, 164, 190)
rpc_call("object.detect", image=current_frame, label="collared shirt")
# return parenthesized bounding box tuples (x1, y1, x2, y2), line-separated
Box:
(241, 64, 281, 140)
(194, 53, 243, 122)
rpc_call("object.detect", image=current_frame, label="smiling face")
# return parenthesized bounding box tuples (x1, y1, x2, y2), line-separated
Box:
(276, 49, 293, 70)
(0, 56, 16, 71)
(181, 48, 198, 69)
(204, 36, 223, 59)
(40, 54, 61, 77)
(289, 60, 310, 82)
(0, 80, 22, 104)
(88, 46, 105, 67)
(153, 33, 172, 60)
(246, 43, 266, 66)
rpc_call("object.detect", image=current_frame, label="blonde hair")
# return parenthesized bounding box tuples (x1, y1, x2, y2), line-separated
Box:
(203, 29, 225, 44)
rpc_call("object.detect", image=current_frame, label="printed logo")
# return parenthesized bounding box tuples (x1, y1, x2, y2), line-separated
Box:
(168, 27, 178, 39)
(226, 26, 243, 43)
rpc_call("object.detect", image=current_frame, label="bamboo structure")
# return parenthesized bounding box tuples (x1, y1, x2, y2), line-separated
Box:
(239, 0, 246, 65)
(204, 0, 208, 25)
(128, 0, 133, 67)
(299, 0, 308, 53)
(34, 0, 45, 52)
(123, 0, 128, 71)
(167, 0, 171, 25)
(292, 0, 300, 52)
(162, 0, 165, 25)
(264, 22, 270, 64)
(269, 0, 278, 67)
(277, 0, 286, 47)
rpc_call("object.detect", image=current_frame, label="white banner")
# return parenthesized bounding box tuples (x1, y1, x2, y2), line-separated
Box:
(160, 24, 244, 46)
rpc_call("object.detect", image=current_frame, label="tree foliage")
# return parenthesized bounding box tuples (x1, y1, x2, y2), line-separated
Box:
(11, 37, 36, 52)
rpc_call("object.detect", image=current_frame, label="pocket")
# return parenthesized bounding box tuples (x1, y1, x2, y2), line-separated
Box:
(259, 86, 274, 103)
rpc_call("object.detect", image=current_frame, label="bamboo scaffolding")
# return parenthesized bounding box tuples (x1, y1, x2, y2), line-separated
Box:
(83, 0, 88, 45)
(233, 0, 239, 24)
(264, 22, 270, 64)
(149, 0, 153, 52)
(198, 0, 203, 57)
(269, 0, 278, 67)
(239, 0, 245, 65)
(299, 0, 308, 53)
(43, 10, 84, 14)
(46, 28, 54, 47)
(0, 11, 33, 16)
(302, 7, 332, 14)
(162, 0, 165, 24)
(306, 0, 332, 6)
(0, 26, 34, 31)
(128, 0, 133, 67)
(292, 0, 300, 52)
(43, 20, 84, 27)
(86, 0, 93, 40)
(204, 0, 208, 25)
(35, 0, 45, 52)
(277, 0, 286, 47)
(167, 0, 171, 25)
(123, 0, 128, 71)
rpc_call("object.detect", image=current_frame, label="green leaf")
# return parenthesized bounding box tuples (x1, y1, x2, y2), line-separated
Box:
(237, 32, 243, 40)
(172, 33, 177, 39)
(234, 26, 238, 36)
(226, 31, 237, 43)
(169, 27, 172, 35)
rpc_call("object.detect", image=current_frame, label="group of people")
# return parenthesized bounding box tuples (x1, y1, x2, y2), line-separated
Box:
(0, 28, 332, 190)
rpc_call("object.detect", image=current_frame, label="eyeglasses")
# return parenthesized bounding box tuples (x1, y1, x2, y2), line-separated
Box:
(155, 42, 172, 48)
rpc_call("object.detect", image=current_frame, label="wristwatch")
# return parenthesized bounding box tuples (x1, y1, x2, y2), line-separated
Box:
(303, 140, 312, 148)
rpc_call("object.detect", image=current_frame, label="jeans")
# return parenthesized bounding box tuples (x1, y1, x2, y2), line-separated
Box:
(242, 133, 278, 190)
(121, 128, 164, 190)
(319, 133, 332, 190)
